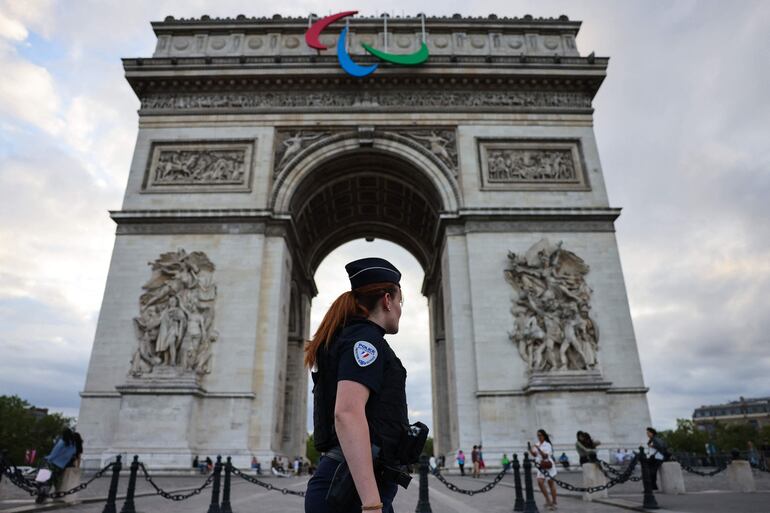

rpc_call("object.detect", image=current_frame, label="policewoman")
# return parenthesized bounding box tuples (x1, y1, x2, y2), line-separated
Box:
(305, 257, 423, 513)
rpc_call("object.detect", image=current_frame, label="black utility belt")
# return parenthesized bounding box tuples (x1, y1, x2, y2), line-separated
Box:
(324, 445, 411, 489)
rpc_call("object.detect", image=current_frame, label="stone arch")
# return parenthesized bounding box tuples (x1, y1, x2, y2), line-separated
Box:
(271, 130, 461, 215)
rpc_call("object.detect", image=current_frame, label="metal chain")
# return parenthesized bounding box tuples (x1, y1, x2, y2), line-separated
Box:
(230, 465, 306, 497)
(598, 460, 642, 482)
(669, 456, 728, 477)
(431, 467, 509, 496)
(139, 462, 215, 500)
(1, 459, 114, 498)
(534, 455, 640, 493)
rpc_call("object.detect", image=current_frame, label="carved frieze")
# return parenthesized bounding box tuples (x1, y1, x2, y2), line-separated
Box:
(272, 127, 459, 179)
(505, 239, 598, 372)
(129, 249, 218, 379)
(478, 139, 589, 190)
(143, 141, 255, 192)
(140, 89, 592, 113)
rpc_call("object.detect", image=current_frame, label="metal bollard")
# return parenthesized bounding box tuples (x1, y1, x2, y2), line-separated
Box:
(414, 454, 432, 513)
(102, 455, 122, 513)
(522, 453, 539, 513)
(639, 447, 660, 510)
(207, 456, 223, 513)
(220, 456, 233, 513)
(119, 456, 139, 513)
(512, 454, 524, 512)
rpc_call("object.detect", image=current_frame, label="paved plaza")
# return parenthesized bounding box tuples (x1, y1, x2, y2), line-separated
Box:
(3, 467, 769, 513)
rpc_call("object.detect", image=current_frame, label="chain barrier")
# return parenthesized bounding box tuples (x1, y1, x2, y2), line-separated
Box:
(431, 467, 509, 496)
(669, 455, 728, 477)
(230, 465, 306, 497)
(139, 462, 215, 501)
(534, 455, 640, 494)
(598, 459, 642, 482)
(0, 456, 114, 499)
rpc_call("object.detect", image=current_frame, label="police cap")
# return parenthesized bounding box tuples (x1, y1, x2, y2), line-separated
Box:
(345, 257, 401, 290)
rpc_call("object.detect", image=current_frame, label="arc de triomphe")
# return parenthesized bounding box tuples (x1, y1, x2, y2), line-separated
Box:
(78, 13, 651, 470)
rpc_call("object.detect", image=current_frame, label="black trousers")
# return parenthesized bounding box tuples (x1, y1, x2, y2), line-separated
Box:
(305, 456, 398, 513)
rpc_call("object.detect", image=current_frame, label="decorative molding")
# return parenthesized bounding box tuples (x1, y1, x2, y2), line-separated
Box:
(478, 138, 589, 190)
(139, 89, 593, 114)
(142, 140, 256, 193)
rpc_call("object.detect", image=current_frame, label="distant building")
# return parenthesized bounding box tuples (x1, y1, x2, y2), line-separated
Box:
(693, 396, 770, 431)
(27, 406, 48, 421)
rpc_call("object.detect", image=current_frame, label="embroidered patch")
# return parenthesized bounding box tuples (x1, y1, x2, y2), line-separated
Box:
(353, 341, 378, 367)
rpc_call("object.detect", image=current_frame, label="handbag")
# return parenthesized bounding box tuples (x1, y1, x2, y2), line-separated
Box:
(540, 458, 553, 470)
(35, 468, 52, 483)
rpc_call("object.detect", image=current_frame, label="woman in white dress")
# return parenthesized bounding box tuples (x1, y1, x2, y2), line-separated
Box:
(529, 429, 558, 510)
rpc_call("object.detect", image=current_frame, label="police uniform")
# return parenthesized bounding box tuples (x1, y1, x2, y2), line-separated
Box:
(305, 258, 409, 513)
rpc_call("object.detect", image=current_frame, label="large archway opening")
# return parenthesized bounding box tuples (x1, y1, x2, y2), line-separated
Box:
(276, 144, 455, 459)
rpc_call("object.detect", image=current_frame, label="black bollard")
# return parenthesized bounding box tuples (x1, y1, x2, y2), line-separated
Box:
(119, 456, 139, 513)
(414, 454, 432, 513)
(639, 447, 660, 510)
(207, 456, 223, 513)
(220, 456, 233, 513)
(512, 454, 524, 512)
(102, 455, 122, 513)
(522, 453, 539, 513)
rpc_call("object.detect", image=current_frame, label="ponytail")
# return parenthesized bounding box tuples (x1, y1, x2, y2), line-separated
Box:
(304, 282, 399, 368)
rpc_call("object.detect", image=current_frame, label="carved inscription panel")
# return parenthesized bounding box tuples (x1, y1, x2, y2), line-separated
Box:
(143, 140, 255, 192)
(478, 139, 589, 190)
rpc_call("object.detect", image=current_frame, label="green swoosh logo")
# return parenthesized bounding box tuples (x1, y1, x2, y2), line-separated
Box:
(361, 41, 430, 66)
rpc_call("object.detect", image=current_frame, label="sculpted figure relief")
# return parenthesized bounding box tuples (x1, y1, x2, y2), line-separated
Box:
(487, 148, 576, 182)
(129, 249, 218, 378)
(505, 238, 599, 372)
(153, 149, 246, 185)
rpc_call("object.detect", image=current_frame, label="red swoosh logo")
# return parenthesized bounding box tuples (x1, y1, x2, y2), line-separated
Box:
(305, 10, 358, 50)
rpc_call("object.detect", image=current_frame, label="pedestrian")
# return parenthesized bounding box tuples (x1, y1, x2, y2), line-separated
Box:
(294, 457, 301, 476)
(304, 257, 425, 513)
(576, 431, 600, 465)
(529, 429, 558, 510)
(478, 444, 486, 474)
(501, 453, 510, 471)
(36, 428, 78, 503)
(646, 427, 668, 491)
(471, 445, 480, 478)
(456, 449, 466, 476)
(205, 456, 213, 473)
(747, 441, 759, 467)
(558, 452, 570, 469)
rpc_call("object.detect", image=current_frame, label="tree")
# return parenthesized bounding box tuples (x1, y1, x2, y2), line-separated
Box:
(306, 433, 320, 465)
(0, 395, 73, 465)
(421, 436, 434, 457)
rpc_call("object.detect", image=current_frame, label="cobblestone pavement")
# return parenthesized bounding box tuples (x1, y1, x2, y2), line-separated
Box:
(3, 467, 769, 512)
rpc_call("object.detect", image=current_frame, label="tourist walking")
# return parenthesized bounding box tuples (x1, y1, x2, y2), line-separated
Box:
(304, 258, 425, 513)
(456, 449, 465, 476)
(35, 428, 78, 503)
(471, 445, 480, 478)
(646, 427, 668, 490)
(501, 453, 510, 471)
(478, 444, 486, 475)
(530, 429, 558, 510)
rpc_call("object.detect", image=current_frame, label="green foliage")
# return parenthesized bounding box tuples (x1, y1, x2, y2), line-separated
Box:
(305, 433, 320, 465)
(422, 436, 434, 457)
(0, 395, 73, 465)
(660, 418, 770, 455)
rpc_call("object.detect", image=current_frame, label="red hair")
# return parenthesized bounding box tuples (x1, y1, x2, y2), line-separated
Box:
(304, 282, 399, 368)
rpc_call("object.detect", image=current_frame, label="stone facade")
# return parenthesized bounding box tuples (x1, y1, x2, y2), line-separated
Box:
(78, 13, 650, 470)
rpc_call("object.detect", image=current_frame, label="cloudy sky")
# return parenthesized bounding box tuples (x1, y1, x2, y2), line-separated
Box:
(0, 0, 768, 436)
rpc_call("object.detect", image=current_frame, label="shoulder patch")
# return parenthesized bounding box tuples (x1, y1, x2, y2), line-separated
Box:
(353, 340, 378, 367)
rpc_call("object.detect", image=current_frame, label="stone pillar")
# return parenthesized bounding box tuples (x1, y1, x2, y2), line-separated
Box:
(659, 461, 685, 494)
(727, 460, 756, 492)
(581, 463, 608, 501)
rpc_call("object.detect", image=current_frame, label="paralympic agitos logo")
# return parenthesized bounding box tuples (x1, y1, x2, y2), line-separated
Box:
(305, 11, 429, 77)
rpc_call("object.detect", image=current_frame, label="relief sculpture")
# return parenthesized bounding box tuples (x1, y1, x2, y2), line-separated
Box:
(487, 148, 575, 182)
(505, 238, 599, 372)
(129, 249, 218, 378)
(152, 149, 246, 185)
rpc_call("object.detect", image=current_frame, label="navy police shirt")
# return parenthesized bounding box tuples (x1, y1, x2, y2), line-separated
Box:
(312, 316, 409, 463)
